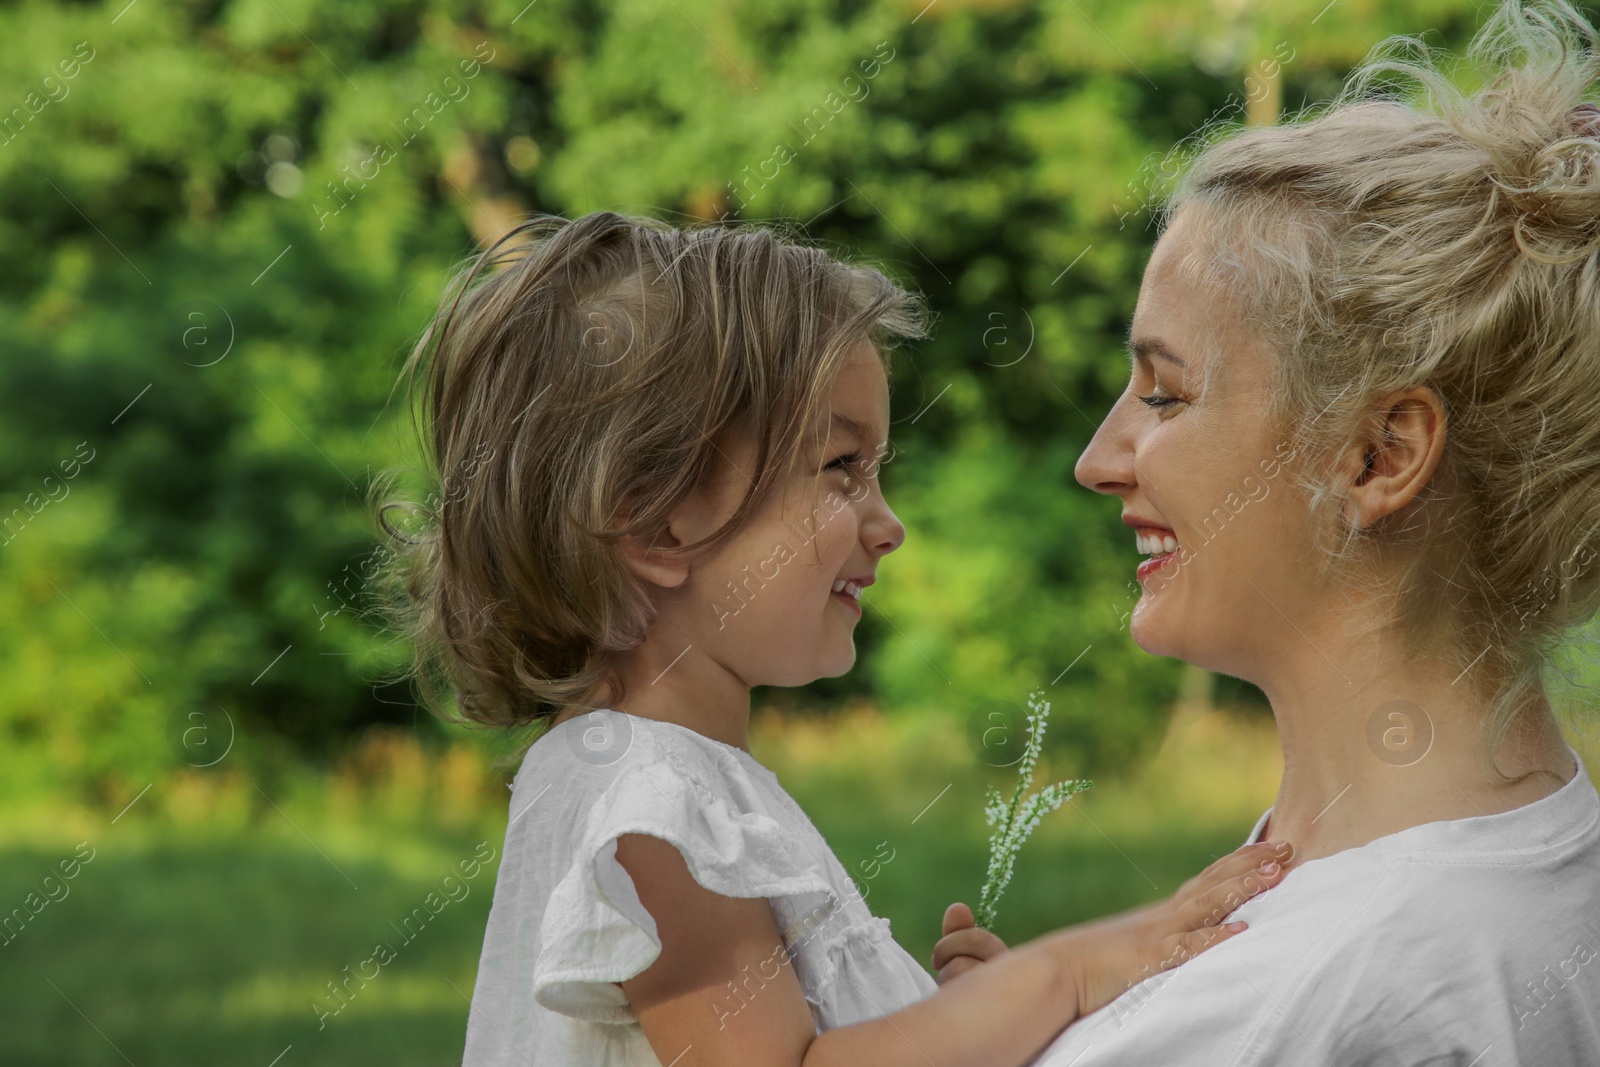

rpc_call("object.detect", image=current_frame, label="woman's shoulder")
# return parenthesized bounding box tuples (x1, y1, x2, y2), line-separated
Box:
(1232, 763, 1600, 1058)
(1036, 767, 1600, 1065)
(1244, 755, 1600, 941)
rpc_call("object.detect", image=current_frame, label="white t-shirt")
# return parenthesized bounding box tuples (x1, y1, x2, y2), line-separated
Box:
(460, 709, 938, 1066)
(1032, 745, 1600, 1066)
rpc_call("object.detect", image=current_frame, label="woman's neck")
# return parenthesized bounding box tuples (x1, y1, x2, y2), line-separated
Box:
(1253, 643, 1575, 866)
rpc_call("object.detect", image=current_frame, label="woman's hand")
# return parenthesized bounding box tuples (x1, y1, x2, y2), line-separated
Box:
(1045, 838, 1294, 1019)
(931, 902, 1009, 984)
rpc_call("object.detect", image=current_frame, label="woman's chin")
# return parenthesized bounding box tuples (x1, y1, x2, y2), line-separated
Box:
(1128, 602, 1179, 657)
(1130, 604, 1236, 677)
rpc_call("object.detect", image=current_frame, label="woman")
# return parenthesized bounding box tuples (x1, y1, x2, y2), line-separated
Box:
(1034, 1, 1600, 1062)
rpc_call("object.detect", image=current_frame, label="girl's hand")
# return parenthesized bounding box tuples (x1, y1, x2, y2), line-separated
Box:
(931, 902, 1009, 985)
(1048, 838, 1294, 1018)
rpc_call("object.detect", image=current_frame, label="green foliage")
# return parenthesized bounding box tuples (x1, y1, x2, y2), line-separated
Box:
(0, 0, 1514, 803)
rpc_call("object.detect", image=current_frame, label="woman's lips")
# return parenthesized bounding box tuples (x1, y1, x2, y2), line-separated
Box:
(1136, 549, 1179, 581)
(831, 589, 863, 615)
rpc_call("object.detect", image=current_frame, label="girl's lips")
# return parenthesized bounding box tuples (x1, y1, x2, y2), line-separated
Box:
(830, 575, 871, 616)
(1136, 548, 1179, 581)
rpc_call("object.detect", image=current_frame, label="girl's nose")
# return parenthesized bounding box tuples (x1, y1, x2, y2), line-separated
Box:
(869, 497, 907, 555)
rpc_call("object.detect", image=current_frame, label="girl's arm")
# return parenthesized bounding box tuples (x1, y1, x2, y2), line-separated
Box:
(616, 833, 1292, 1067)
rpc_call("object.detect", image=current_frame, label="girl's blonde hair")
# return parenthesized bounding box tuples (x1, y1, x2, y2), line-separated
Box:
(1166, 0, 1600, 779)
(369, 212, 925, 746)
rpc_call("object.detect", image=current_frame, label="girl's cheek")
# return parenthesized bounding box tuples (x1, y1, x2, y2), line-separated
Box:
(831, 511, 863, 557)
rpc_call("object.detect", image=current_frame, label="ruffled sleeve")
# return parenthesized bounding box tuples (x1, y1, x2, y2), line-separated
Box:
(531, 755, 837, 1024)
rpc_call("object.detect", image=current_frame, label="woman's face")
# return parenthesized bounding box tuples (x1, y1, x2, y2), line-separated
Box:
(1074, 205, 1326, 677)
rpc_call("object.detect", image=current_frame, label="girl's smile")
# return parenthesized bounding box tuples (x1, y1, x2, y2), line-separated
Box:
(829, 575, 872, 615)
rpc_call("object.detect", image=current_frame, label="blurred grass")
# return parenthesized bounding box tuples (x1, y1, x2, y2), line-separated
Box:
(0, 698, 1474, 1065)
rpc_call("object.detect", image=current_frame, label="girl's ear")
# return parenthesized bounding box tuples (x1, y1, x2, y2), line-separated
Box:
(615, 426, 755, 590)
(613, 482, 719, 591)
(616, 518, 693, 590)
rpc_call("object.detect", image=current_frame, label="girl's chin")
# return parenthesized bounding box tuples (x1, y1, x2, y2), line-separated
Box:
(816, 643, 858, 678)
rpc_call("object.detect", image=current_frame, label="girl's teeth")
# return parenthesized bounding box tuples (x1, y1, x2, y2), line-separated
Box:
(831, 579, 861, 600)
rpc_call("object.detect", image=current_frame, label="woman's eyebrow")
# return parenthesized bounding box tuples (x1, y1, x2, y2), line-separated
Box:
(1125, 334, 1188, 370)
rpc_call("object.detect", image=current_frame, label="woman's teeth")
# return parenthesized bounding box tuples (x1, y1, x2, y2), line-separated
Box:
(1136, 529, 1180, 556)
(831, 578, 863, 601)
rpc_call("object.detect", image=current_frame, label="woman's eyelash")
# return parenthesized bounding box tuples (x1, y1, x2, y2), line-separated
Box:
(1136, 393, 1181, 410)
(825, 452, 861, 471)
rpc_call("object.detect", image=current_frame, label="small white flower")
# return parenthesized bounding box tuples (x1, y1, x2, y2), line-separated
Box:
(975, 690, 1094, 930)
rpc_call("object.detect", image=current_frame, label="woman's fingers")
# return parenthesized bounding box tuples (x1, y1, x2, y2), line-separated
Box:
(1175, 840, 1293, 902)
(1157, 917, 1250, 972)
(1182, 840, 1293, 896)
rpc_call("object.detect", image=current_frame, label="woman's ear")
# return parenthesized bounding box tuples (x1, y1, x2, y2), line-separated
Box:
(1338, 385, 1447, 529)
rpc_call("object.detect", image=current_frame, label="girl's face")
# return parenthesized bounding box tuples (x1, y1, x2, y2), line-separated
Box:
(1073, 206, 1327, 678)
(681, 342, 905, 687)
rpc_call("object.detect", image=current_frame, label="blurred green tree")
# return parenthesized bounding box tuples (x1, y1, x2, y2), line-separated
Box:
(0, 0, 1511, 800)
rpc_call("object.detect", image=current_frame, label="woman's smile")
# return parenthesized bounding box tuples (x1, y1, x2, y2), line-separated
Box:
(1129, 521, 1180, 581)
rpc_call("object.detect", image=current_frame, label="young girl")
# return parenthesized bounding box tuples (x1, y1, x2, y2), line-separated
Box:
(375, 211, 1292, 1067)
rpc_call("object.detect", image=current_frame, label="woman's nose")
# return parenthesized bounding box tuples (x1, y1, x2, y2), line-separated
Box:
(1074, 403, 1137, 496)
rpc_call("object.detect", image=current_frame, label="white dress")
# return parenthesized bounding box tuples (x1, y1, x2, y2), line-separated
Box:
(1031, 744, 1600, 1066)
(461, 709, 939, 1066)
